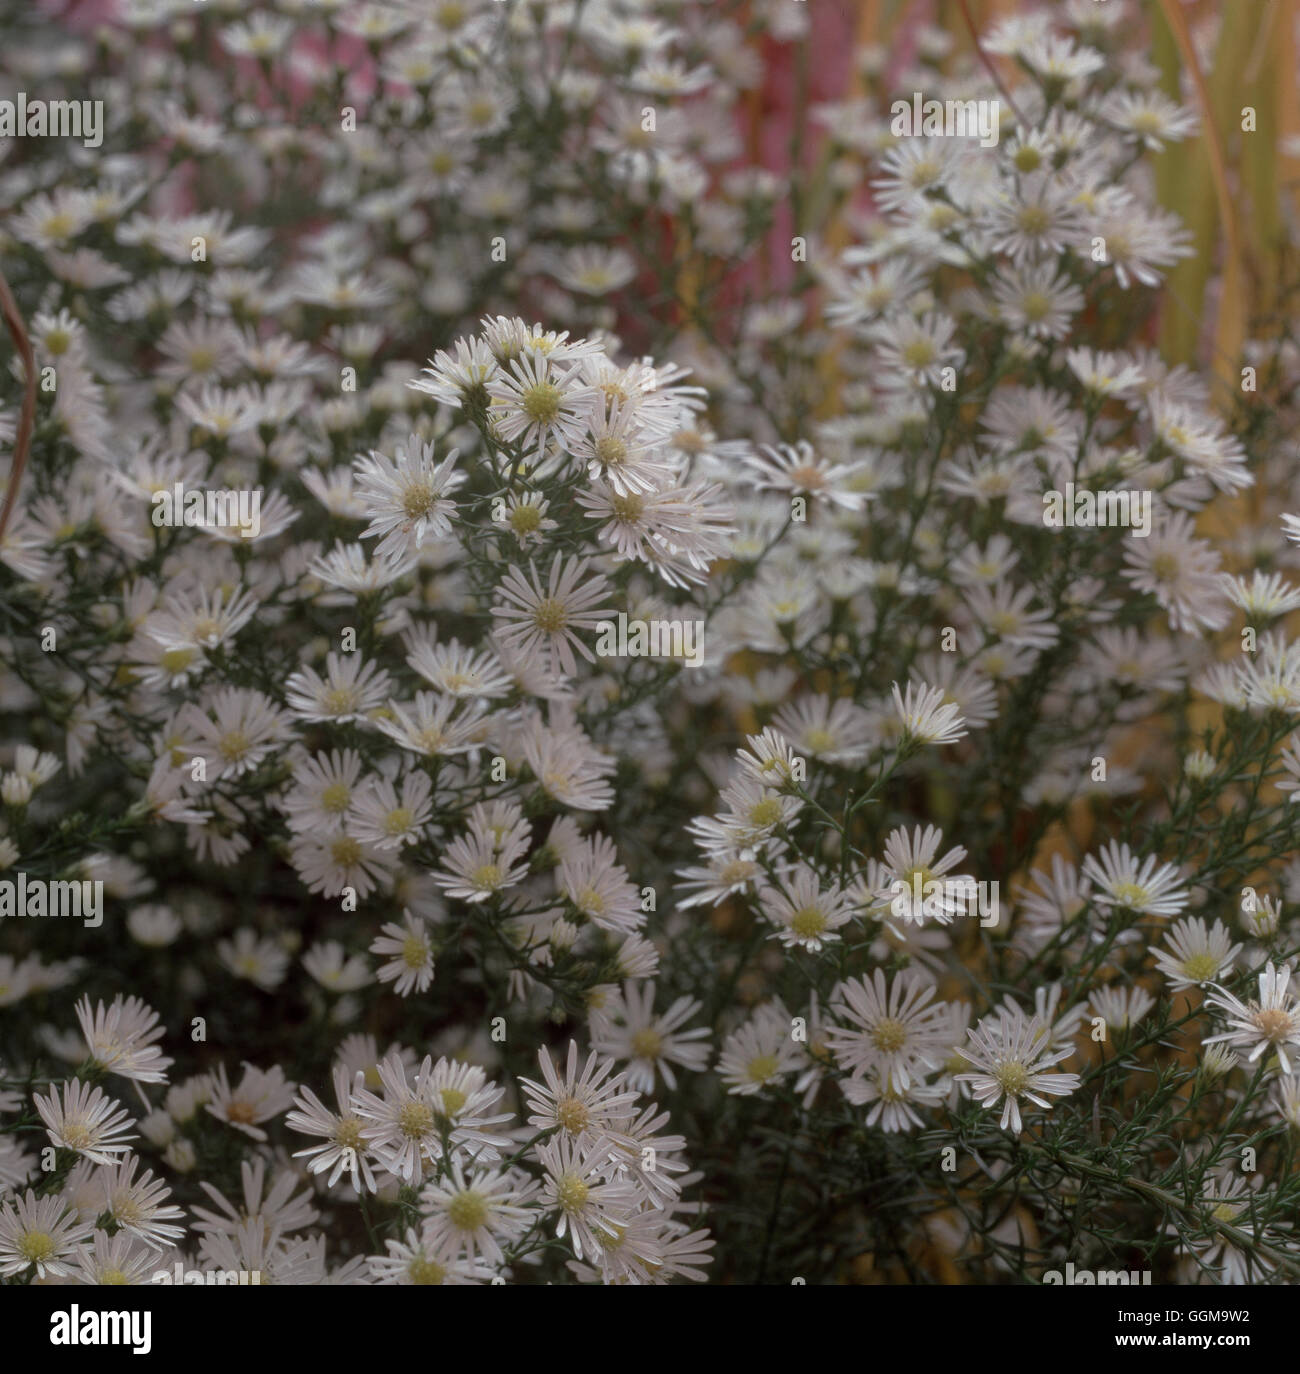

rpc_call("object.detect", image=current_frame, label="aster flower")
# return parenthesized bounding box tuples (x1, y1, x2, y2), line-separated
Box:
(285, 1067, 378, 1195)
(873, 824, 973, 927)
(71, 1229, 160, 1286)
(491, 554, 613, 679)
(1081, 840, 1189, 918)
(486, 351, 599, 458)
(284, 652, 391, 725)
(76, 995, 173, 1085)
(353, 436, 465, 562)
(758, 865, 855, 951)
(744, 439, 871, 510)
(954, 1008, 1082, 1134)
(892, 679, 968, 746)
(1153, 917, 1242, 991)
(370, 911, 436, 996)
(204, 1062, 296, 1142)
(0, 1189, 94, 1279)
(825, 968, 949, 1091)
(350, 771, 434, 850)
(520, 1041, 640, 1142)
(1088, 984, 1156, 1033)
(420, 1161, 535, 1267)
(434, 821, 530, 904)
(536, 1133, 638, 1263)
(98, 1155, 186, 1249)
(1204, 962, 1300, 1075)
(184, 688, 291, 780)
(368, 1226, 495, 1285)
(840, 1067, 946, 1132)
(717, 1004, 803, 1096)
(590, 981, 710, 1093)
(33, 1079, 136, 1164)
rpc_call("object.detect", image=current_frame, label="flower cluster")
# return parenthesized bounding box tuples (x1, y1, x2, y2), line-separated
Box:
(3, 0, 1300, 1288)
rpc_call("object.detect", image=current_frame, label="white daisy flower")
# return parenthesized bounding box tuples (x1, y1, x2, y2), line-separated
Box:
(758, 865, 855, 952)
(353, 435, 465, 562)
(33, 1079, 136, 1164)
(1081, 840, 1189, 917)
(204, 1062, 296, 1142)
(368, 1226, 495, 1285)
(892, 679, 968, 746)
(520, 1041, 640, 1142)
(370, 911, 436, 996)
(1204, 962, 1300, 1074)
(491, 554, 613, 680)
(0, 1189, 94, 1279)
(98, 1155, 186, 1249)
(285, 1066, 377, 1195)
(954, 1008, 1081, 1134)
(284, 652, 391, 724)
(590, 980, 710, 1092)
(420, 1161, 535, 1267)
(717, 1004, 803, 1096)
(350, 771, 434, 850)
(76, 994, 173, 1085)
(536, 1133, 638, 1263)
(1153, 917, 1241, 991)
(825, 968, 949, 1090)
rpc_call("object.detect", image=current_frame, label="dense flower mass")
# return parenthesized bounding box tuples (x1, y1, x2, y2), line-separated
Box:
(2, 0, 1300, 1289)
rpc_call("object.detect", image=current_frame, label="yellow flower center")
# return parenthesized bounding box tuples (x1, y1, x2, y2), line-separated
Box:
(789, 463, 827, 489)
(1182, 952, 1220, 983)
(521, 382, 562, 424)
(42, 212, 75, 241)
(790, 906, 828, 938)
(334, 1116, 364, 1150)
(556, 1097, 590, 1134)
(218, 729, 250, 761)
(331, 836, 362, 866)
(447, 1190, 489, 1231)
(595, 435, 628, 466)
(384, 807, 414, 836)
(19, 1231, 57, 1264)
(902, 339, 936, 369)
(1020, 291, 1051, 322)
(532, 598, 567, 633)
(871, 1018, 908, 1053)
(323, 686, 360, 715)
(402, 482, 438, 519)
(1255, 1008, 1293, 1041)
(397, 1101, 434, 1139)
(440, 1087, 467, 1117)
(472, 863, 503, 891)
(630, 1028, 663, 1059)
(1017, 205, 1050, 235)
(556, 1174, 590, 1213)
(746, 1053, 779, 1083)
(161, 648, 196, 674)
(1109, 881, 1149, 909)
(748, 798, 782, 828)
(994, 1061, 1029, 1096)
